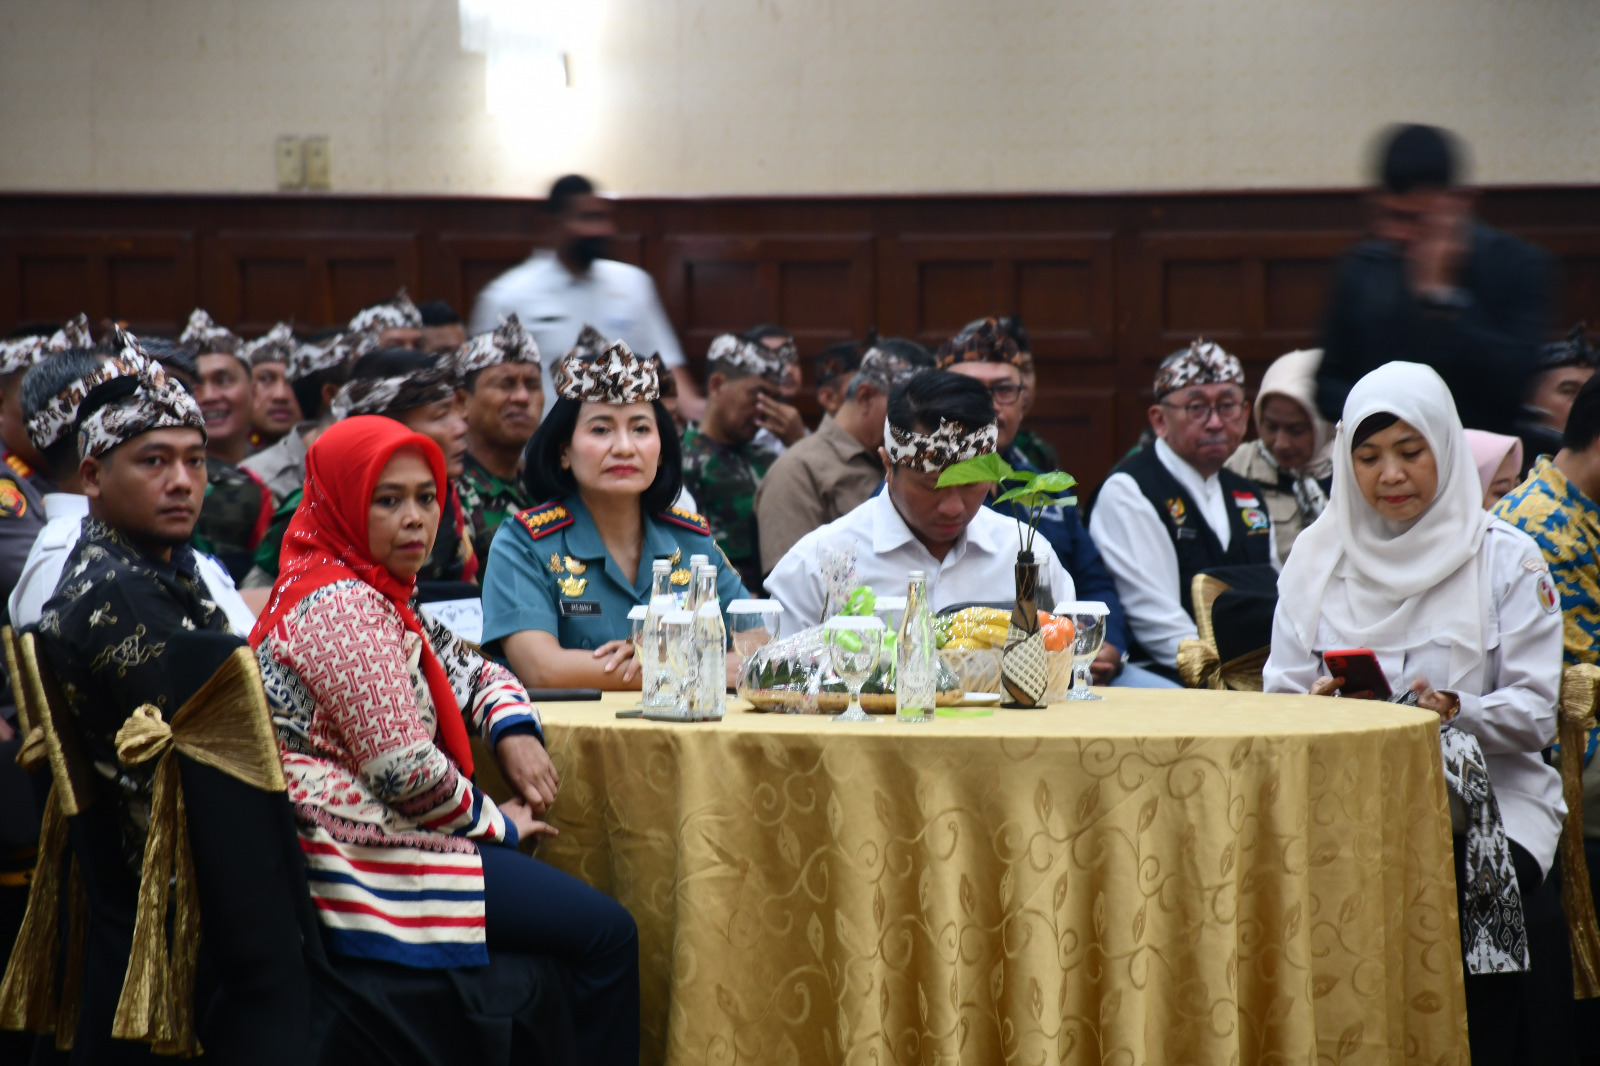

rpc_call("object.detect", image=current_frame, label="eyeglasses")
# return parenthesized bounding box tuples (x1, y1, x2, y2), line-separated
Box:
(986, 382, 1024, 406)
(1161, 397, 1246, 423)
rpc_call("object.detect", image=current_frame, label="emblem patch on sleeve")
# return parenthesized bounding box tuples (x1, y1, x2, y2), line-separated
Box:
(0, 479, 28, 517)
(1537, 572, 1560, 614)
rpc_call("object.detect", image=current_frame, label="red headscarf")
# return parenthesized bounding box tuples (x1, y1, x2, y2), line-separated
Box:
(249, 415, 473, 777)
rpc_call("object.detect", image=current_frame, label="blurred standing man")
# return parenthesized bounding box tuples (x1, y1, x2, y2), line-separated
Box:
(470, 174, 700, 421)
(456, 314, 542, 568)
(1316, 124, 1551, 436)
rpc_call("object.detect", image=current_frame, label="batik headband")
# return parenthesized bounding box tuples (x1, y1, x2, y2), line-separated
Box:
(552, 339, 660, 404)
(329, 358, 459, 421)
(0, 313, 95, 376)
(649, 354, 677, 399)
(179, 308, 240, 355)
(854, 346, 924, 393)
(76, 347, 206, 459)
(706, 333, 792, 383)
(26, 329, 149, 450)
(240, 322, 296, 368)
(1539, 323, 1594, 370)
(348, 288, 423, 332)
(286, 329, 377, 383)
(935, 317, 1027, 371)
(882, 416, 999, 474)
(566, 324, 612, 362)
(455, 313, 541, 376)
(1154, 339, 1245, 399)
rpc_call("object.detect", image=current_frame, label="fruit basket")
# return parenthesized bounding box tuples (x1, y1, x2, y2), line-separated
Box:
(737, 624, 965, 714)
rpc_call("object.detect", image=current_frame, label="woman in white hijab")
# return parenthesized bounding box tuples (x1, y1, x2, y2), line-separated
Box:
(1264, 362, 1569, 1062)
(1223, 348, 1334, 564)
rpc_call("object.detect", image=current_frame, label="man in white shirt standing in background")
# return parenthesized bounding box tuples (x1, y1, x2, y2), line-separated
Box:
(1089, 341, 1276, 679)
(470, 174, 703, 422)
(766, 369, 1074, 635)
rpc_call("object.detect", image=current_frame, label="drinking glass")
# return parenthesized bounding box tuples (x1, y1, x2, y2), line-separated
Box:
(624, 604, 649, 707)
(725, 599, 784, 677)
(819, 540, 858, 621)
(1054, 600, 1109, 701)
(824, 616, 884, 723)
(660, 609, 697, 717)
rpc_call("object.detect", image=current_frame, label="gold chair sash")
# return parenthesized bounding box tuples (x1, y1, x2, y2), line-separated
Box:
(0, 632, 93, 1049)
(110, 646, 284, 1057)
(1558, 663, 1600, 999)
(1177, 574, 1268, 691)
(1176, 638, 1269, 692)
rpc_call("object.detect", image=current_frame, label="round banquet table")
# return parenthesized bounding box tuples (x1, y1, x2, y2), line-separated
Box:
(516, 688, 1468, 1066)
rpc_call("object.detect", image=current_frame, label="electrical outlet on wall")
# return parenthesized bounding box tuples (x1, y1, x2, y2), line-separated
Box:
(304, 136, 331, 190)
(275, 136, 304, 190)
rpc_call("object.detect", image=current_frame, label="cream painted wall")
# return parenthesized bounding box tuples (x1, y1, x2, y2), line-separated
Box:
(2, 0, 1597, 196)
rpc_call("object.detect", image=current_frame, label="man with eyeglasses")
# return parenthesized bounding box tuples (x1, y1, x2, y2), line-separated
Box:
(939, 321, 1172, 687)
(1089, 341, 1275, 679)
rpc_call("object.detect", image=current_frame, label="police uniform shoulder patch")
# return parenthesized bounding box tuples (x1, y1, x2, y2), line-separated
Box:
(0, 478, 28, 518)
(658, 506, 711, 535)
(514, 501, 574, 541)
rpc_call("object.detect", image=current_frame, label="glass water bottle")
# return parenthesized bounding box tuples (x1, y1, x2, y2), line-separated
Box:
(692, 565, 727, 719)
(642, 559, 676, 711)
(896, 571, 937, 723)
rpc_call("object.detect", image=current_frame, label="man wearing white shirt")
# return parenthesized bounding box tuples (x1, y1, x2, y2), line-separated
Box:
(1090, 342, 1275, 676)
(469, 174, 701, 421)
(9, 349, 255, 635)
(768, 371, 1073, 634)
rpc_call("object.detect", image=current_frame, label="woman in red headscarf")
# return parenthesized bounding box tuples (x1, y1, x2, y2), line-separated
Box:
(251, 415, 638, 1064)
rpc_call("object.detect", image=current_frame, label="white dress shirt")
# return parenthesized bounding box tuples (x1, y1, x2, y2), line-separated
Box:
(1089, 438, 1279, 670)
(8, 493, 256, 638)
(469, 251, 685, 415)
(1263, 522, 1565, 875)
(766, 490, 1075, 637)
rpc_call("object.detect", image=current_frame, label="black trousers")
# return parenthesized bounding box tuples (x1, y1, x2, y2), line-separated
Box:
(1455, 835, 1577, 1065)
(66, 758, 311, 1064)
(480, 842, 640, 1066)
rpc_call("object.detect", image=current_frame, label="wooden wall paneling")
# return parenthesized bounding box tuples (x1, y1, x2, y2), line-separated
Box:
(885, 233, 1116, 365)
(0, 230, 195, 333)
(434, 234, 536, 325)
(1027, 387, 1119, 493)
(658, 234, 875, 370)
(1134, 230, 1358, 385)
(211, 231, 419, 334)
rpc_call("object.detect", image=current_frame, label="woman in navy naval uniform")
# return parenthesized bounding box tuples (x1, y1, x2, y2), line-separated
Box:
(481, 336, 747, 689)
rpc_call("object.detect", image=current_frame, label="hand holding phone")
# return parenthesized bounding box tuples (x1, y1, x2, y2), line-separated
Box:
(1321, 649, 1392, 700)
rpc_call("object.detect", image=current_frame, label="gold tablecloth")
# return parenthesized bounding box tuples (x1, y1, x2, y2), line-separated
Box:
(524, 689, 1468, 1066)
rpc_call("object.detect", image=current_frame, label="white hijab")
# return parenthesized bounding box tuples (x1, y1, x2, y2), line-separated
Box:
(1278, 362, 1495, 686)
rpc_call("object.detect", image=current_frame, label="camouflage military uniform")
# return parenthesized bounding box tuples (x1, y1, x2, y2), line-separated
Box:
(254, 483, 478, 585)
(457, 452, 531, 573)
(191, 458, 272, 583)
(680, 424, 778, 594)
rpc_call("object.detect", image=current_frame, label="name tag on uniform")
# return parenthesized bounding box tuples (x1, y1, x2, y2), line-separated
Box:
(560, 601, 602, 617)
(1176, 526, 1199, 541)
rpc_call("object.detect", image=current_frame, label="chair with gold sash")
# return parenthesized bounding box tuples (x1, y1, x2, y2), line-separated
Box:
(1557, 663, 1600, 999)
(1176, 569, 1276, 691)
(0, 627, 96, 1052)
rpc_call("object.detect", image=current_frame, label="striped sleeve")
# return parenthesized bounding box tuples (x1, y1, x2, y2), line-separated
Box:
(420, 609, 544, 746)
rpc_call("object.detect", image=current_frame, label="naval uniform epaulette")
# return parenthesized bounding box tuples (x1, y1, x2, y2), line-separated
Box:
(514, 501, 574, 541)
(658, 506, 710, 535)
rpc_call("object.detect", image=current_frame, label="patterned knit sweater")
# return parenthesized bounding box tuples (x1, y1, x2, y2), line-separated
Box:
(256, 578, 541, 968)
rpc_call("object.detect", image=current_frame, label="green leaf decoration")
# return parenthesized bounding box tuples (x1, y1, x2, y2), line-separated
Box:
(1030, 471, 1077, 493)
(935, 452, 1014, 487)
(992, 485, 1034, 506)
